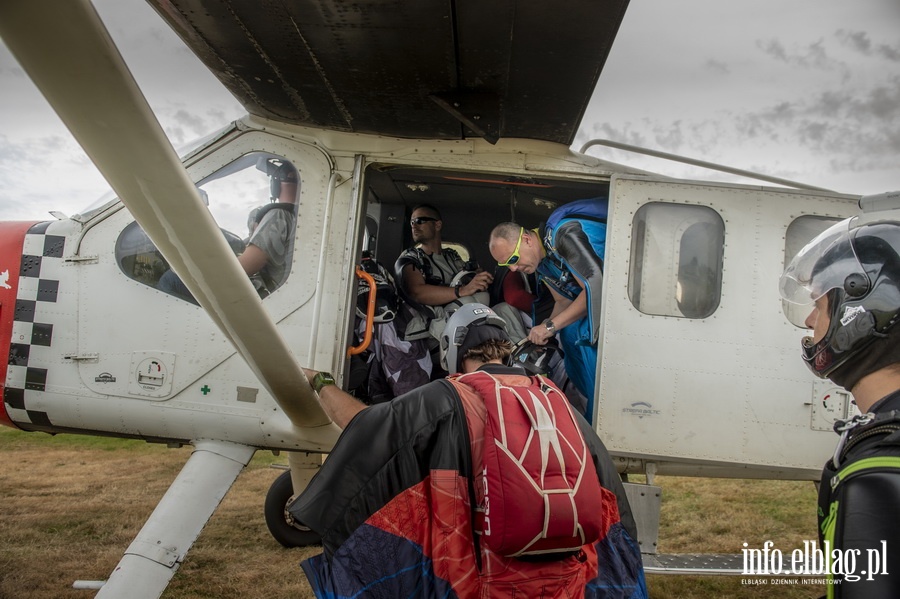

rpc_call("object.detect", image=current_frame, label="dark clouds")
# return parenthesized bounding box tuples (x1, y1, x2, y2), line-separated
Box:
(704, 60, 731, 76)
(577, 6, 900, 193)
(837, 30, 900, 61)
(757, 38, 841, 73)
(736, 77, 900, 161)
(584, 72, 900, 179)
(1, 0, 898, 219)
(740, 27, 900, 158)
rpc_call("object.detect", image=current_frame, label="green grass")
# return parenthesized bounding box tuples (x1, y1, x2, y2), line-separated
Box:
(0, 426, 827, 598)
(0, 425, 154, 450)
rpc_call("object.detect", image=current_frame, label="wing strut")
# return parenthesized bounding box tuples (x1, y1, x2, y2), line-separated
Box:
(93, 441, 256, 599)
(0, 0, 331, 428)
(581, 139, 832, 192)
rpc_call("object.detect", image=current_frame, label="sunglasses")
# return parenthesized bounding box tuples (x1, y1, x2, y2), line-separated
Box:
(497, 227, 524, 267)
(410, 216, 439, 226)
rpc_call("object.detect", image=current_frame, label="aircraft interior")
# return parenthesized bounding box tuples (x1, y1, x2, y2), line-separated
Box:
(344, 164, 611, 400)
(359, 164, 610, 277)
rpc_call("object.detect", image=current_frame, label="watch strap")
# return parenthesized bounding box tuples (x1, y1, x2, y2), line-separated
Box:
(311, 371, 336, 393)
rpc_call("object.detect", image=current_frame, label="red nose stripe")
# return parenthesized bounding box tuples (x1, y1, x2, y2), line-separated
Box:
(0, 221, 40, 429)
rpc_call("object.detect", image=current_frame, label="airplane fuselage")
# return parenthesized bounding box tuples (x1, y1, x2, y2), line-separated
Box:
(1, 115, 860, 479)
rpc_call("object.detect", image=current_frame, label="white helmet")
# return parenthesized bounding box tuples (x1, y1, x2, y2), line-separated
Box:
(439, 303, 509, 375)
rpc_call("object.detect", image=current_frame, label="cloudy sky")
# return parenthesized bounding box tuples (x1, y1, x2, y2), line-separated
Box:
(1, 0, 898, 221)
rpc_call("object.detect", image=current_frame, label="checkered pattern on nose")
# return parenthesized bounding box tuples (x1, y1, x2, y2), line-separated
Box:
(4, 222, 63, 428)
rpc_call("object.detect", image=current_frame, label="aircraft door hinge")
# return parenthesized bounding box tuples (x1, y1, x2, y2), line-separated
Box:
(65, 255, 99, 264)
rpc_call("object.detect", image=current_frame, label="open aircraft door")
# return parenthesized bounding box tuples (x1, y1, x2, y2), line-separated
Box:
(595, 175, 860, 481)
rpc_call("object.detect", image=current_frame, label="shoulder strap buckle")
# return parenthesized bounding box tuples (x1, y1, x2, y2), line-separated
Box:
(832, 413, 875, 468)
(834, 413, 875, 434)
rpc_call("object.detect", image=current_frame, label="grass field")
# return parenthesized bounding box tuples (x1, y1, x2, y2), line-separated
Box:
(0, 427, 826, 598)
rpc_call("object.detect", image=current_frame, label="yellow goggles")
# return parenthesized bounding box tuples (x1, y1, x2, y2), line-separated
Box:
(497, 227, 524, 267)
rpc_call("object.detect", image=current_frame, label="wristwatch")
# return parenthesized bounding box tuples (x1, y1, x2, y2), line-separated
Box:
(544, 319, 557, 335)
(311, 371, 336, 393)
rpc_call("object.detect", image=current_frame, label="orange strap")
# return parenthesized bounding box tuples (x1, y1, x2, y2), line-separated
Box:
(348, 266, 376, 356)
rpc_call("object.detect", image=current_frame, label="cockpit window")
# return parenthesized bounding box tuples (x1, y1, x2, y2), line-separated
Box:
(76, 125, 235, 223)
(115, 151, 300, 303)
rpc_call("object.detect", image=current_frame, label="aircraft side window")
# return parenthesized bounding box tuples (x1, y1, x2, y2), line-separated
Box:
(628, 202, 725, 318)
(115, 152, 300, 302)
(782, 215, 842, 327)
(115, 221, 170, 287)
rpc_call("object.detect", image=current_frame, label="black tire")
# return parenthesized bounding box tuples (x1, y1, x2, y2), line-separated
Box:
(264, 470, 321, 548)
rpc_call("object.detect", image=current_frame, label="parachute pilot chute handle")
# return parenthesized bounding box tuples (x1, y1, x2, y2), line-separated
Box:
(348, 266, 376, 356)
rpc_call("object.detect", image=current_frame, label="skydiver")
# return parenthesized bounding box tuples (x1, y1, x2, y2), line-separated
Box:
(489, 198, 607, 422)
(779, 205, 900, 597)
(365, 204, 494, 400)
(293, 303, 647, 598)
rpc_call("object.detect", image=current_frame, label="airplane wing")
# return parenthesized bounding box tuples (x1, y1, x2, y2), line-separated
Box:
(148, 0, 630, 144)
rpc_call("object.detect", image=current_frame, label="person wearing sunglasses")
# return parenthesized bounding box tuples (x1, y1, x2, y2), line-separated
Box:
(399, 205, 493, 306)
(488, 198, 607, 422)
(359, 205, 494, 399)
(394, 204, 493, 338)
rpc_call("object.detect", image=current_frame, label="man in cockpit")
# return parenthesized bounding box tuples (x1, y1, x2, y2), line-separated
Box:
(242, 160, 298, 297)
(157, 159, 299, 302)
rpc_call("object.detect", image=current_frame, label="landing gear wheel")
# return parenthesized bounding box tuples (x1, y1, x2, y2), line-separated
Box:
(264, 470, 321, 548)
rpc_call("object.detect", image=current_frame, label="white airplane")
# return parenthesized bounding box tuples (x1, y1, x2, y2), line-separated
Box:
(0, 0, 874, 595)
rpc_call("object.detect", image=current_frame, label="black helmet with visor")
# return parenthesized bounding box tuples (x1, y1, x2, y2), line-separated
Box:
(779, 213, 900, 385)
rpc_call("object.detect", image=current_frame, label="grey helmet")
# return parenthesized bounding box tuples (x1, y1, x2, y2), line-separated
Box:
(779, 213, 900, 385)
(439, 303, 509, 375)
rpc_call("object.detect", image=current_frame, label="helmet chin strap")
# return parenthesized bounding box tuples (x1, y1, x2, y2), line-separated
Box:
(829, 324, 900, 391)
